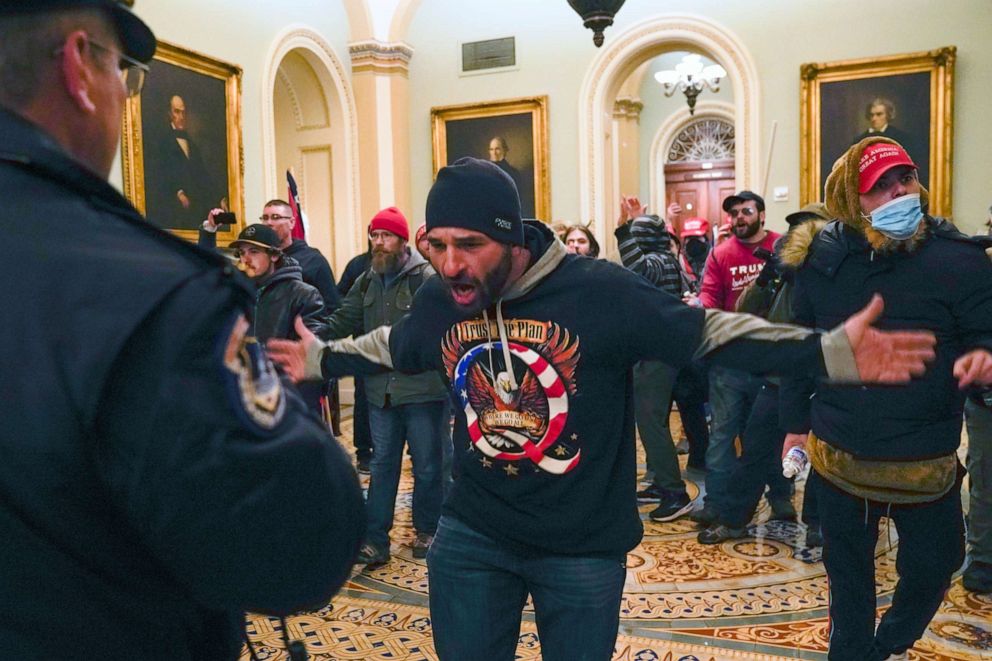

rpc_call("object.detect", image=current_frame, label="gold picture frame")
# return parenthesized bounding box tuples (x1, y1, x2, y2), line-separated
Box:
(431, 96, 550, 221)
(800, 46, 954, 216)
(122, 41, 244, 244)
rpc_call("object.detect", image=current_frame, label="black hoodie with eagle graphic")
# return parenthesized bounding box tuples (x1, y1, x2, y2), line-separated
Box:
(320, 222, 851, 556)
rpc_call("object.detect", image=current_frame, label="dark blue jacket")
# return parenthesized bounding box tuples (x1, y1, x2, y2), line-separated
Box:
(0, 108, 364, 659)
(781, 218, 992, 460)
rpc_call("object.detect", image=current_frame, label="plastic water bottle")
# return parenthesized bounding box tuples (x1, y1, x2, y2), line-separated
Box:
(782, 446, 809, 479)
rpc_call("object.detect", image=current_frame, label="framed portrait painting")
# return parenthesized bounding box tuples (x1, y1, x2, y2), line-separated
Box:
(431, 96, 550, 220)
(800, 47, 954, 216)
(122, 41, 244, 243)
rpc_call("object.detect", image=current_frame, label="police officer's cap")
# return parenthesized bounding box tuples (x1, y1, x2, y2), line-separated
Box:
(0, 0, 156, 63)
(230, 224, 283, 253)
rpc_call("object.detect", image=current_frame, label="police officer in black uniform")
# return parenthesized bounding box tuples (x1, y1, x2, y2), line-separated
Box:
(0, 2, 364, 659)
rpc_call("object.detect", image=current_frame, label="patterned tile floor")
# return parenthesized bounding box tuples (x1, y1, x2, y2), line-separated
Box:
(243, 400, 992, 660)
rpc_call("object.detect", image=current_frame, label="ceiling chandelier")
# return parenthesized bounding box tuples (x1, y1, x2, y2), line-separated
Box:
(654, 54, 727, 115)
(567, 0, 627, 47)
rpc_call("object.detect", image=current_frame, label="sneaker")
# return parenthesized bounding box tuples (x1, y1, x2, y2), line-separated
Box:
(690, 505, 719, 527)
(356, 457, 371, 475)
(962, 560, 992, 594)
(636, 483, 663, 503)
(675, 439, 690, 455)
(649, 492, 693, 522)
(805, 525, 823, 548)
(882, 652, 909, 661)
(769, 498, 798, 522)
(697, 524, 747, 545)
(411, 532, 433, 559)
(355, 543, 389, 567)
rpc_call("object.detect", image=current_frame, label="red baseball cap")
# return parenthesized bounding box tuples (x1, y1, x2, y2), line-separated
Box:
(415, 224, 427, 243)
(680, 217, 710, 238)
(858, 143, 916, 194)
(369, 207, 409, 241)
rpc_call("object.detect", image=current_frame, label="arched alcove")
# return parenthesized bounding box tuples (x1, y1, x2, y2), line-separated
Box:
(262, 27, 360, 272)
(579, 14, 760, 250)
(649, 100, 735, 213)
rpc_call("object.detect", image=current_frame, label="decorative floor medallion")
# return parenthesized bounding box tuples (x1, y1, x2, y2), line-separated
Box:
(242, 405, 992, 660)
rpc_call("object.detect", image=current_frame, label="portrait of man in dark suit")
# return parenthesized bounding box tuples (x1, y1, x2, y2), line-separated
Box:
(140, 58, 230, 232)
(819, 71, 931, 194)
(442, 113, 537, 218)
(145, 94, 224, 229)
(852, 98, 913, 147)
(487, 136, 533, 216)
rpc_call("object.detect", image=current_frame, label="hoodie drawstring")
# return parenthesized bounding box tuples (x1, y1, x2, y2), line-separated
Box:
(481, 300, 519, 394)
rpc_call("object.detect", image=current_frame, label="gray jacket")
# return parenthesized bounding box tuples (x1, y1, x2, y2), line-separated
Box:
(322, 248, 448, 406)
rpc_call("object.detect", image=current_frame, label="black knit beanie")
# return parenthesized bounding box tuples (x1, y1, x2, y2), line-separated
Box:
(425, 157, 524, 245)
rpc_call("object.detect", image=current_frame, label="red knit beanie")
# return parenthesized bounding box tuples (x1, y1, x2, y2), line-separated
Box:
(369, 207, 409, 241)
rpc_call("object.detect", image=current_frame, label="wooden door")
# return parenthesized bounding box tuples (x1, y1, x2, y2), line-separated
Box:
(664, 159, 735, 236)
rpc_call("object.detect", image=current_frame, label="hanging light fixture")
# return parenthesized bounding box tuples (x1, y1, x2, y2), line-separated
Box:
(654, 54, 727, 115)
(567, 0, 627, 47)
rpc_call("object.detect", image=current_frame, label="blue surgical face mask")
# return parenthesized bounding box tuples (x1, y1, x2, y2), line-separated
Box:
(864, 193, 923, 240)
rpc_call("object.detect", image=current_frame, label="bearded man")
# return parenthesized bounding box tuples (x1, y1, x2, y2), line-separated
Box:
(318, 207, 449, 566)
(269, 157, 939, 661)
(689, 191, 796, 529)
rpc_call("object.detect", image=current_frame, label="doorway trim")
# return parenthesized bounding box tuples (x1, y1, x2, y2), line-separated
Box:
(262, 26, 360, 254)
(578, 14, 760, 249)
(650, 100, 735, 213)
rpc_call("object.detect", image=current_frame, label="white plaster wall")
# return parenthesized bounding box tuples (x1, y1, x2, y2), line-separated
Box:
(110, 0, 353, 238)
(405, 0, 992, 233)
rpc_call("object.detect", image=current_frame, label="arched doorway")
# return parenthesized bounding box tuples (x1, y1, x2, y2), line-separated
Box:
(579, 14, 760, 252)
(649, 102, 736, 235)
(262, 28, 360, 273)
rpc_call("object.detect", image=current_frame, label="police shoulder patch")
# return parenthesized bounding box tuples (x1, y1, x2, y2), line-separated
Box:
(222, 314, 286, 431)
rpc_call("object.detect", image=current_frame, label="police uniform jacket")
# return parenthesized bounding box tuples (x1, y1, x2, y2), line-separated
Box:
(0, 108, 365, 660)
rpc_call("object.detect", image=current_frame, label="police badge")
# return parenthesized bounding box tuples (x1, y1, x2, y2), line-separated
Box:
(222, 314, 286, 431)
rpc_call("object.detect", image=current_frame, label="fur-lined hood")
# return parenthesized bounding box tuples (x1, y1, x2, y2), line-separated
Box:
(778, 219, 829, 269)
(825, 136, 930, 254)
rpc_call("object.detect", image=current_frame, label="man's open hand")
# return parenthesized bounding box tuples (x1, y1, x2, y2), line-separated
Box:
(267, 317, 318, 383)
(844, 294, 936, 383)
(953, 348, 992, 389)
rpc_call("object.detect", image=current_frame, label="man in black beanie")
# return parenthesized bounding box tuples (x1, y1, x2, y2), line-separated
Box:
(270, 156, 940, 660)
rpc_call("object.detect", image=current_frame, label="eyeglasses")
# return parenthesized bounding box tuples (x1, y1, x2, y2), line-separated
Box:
(729, 207, 758, 217)
(259, 214, 293, 222)
(90, 40, 148, 97)
(53, 38, 149, 97)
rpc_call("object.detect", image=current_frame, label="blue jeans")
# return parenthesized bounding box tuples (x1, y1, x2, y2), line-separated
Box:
(366, 401, 446, 550)
(703, 366, 760, 513)
(427, 516, 626, 661)
(720, 384, 794, 528)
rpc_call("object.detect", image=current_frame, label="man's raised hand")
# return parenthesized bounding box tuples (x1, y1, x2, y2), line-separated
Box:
(844, 294, 936, 383)
(267, 316, 318, 383)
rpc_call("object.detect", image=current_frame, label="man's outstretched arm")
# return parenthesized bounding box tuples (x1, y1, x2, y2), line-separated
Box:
(268, 317, 392, 382)
(697, 294, 936, 384)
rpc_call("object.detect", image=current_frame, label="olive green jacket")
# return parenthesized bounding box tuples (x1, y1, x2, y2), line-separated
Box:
(322, 249, 447, 407)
